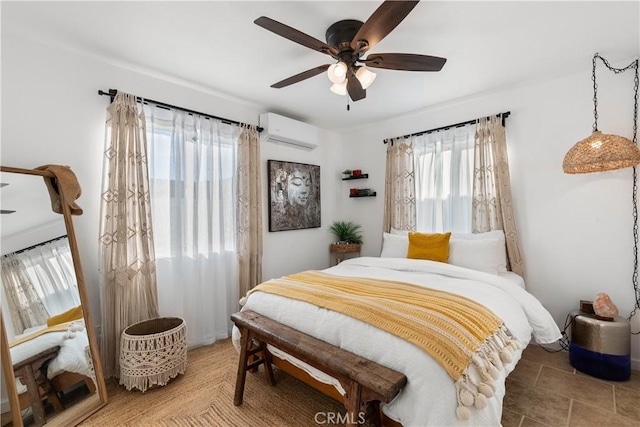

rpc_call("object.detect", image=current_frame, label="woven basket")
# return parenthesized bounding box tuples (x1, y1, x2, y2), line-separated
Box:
(119, 317, 187, 392)
(329, 243, 361, 254)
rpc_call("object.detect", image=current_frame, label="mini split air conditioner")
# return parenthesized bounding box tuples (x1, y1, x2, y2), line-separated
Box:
(259, 112, 319, 150)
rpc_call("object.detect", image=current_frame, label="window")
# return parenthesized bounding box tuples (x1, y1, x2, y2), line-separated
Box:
(414, 123, 475, 233)
(11, 237, 80, 316)
(146, 106, 237, 259)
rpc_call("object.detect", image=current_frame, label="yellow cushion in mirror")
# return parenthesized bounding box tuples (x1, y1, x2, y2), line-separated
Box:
(46, 305, 83, 327)
(407, 232, 451, 263)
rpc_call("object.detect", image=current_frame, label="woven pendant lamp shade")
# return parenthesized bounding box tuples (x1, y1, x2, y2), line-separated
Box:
(563, 131, 640, 174)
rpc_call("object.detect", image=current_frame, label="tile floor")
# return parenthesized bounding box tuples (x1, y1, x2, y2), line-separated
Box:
(502, 345, 640, 427)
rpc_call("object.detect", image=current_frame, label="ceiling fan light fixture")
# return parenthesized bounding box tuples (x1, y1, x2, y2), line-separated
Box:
(355, 66, 376, 89)
(327, 62, 348, 84)
(330, 80, 348, 96)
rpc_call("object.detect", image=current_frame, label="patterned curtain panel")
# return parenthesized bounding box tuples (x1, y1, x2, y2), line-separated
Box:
(383, 137, 416, 233)
(1, 254, 49, 335)
(99, 92, 159, 378)
(473, 116, 524, 275)
(237, 125, 263, 299)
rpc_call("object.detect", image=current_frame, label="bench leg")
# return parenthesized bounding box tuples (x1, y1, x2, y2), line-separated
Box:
(344, 381, 363, 427)
(367, 401, 382, 427)
(259, 341, 276, 386)
(235, 331, 277, 407)
(234, 328, 251, 406)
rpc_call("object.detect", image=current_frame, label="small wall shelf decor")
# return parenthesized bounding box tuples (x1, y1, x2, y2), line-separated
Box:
(342, 174, 369, 181)
(342, 171, 374, 197)
(349, 188, 376, 197)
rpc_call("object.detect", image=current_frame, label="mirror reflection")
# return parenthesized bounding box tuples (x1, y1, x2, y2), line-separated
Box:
(1, 171, 102, 426)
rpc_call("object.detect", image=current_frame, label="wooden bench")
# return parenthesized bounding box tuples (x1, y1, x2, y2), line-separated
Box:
(231, 310, 407, 427)
(13, 345, 63, 426)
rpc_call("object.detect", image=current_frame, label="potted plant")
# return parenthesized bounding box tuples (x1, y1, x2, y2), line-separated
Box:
(329, 220, 363, 244)
(341, 169, 352, 180)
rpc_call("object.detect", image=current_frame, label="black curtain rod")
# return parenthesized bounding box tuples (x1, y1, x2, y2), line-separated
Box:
(98, 89, 263, 132)
(383, 111, 511, 144)
(6, 235, 68, 256)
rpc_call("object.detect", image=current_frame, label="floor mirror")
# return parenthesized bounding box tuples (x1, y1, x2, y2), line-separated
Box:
(0, 166, 107, 426)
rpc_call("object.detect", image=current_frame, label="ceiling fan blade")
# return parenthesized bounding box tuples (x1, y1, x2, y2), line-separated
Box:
(350, 1, 420, 54)
(364, 53, 447, 71)
(271, 65, 331, 89)
(346, 70, 366, 102)
(255, 17, 338, 57)
(0, 210, 16, 214)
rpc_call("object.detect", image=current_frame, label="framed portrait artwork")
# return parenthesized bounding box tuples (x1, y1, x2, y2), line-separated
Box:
(268, 160, 321, 232)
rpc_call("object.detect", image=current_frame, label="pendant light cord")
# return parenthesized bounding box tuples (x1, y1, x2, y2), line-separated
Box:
(594, 54, 640, 331)
(592, 54, 640, 331)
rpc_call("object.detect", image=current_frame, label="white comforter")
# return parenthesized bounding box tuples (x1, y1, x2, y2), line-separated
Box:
(10, 320, 94, 393)
(235, 257, 561, 427)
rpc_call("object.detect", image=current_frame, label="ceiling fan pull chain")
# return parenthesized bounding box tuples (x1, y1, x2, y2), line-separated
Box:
(347, 97, 350, 111)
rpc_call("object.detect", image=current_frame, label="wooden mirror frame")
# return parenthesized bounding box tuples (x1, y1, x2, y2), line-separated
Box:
(0, 165, 108, 426)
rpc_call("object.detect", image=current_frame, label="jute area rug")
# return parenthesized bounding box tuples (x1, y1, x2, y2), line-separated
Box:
(81, 338, 345, 426)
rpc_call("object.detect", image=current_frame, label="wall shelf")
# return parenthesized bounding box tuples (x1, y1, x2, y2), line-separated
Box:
(349, 192, 376, 198)
(342, 174, 369, 181)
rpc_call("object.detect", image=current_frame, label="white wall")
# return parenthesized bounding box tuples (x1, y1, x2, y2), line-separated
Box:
(339, 62, 640, 367)
(1, 33, 342, 322)
(261, 133, 343, 280)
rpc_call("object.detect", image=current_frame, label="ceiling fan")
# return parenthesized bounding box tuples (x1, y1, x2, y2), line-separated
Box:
(255, 0, 446, 102)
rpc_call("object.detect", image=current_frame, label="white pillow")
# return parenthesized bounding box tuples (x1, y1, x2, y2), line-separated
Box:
(450, 230, 507, 273)
(448, 238, 503, 275)
(380, 233, 409, 258)
(389, 228, 409, 236)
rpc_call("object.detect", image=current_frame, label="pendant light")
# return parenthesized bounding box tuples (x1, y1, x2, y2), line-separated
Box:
(562, 54, 640, 174)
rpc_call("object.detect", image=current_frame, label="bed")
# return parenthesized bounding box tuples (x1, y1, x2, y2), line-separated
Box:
(233, 253, 561, 426)
(9, 319, 97, 412)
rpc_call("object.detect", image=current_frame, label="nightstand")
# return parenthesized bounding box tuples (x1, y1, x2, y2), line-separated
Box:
(329, 243, 361, 265)
(568, 309, 631, 381)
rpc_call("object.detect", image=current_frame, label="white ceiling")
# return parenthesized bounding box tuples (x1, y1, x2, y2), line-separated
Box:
(0, 172, 62, 239)
(2, 1, 639, 131)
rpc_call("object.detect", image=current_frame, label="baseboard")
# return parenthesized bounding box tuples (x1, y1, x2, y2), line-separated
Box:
(632, 357, 639, 371)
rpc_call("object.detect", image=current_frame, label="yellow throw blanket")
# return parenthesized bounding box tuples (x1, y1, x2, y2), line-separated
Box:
(247, 270, 521, 420)
(9, 321, 75, 348)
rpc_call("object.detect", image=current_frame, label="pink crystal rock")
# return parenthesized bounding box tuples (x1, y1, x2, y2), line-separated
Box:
(593, 292, 618, 319)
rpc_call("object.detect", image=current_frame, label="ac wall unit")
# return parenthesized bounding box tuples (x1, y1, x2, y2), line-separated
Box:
(259, 112, 319, 150)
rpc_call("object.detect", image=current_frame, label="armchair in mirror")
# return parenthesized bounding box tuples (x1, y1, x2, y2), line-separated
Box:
(0, 166, 107, 426)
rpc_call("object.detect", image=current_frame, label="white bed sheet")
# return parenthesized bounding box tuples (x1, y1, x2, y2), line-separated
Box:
(234, 257, 560, 427)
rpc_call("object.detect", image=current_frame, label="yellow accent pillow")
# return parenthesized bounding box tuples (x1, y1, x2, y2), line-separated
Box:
(47, 305, 83, 327)
(407, 232, 451, 263)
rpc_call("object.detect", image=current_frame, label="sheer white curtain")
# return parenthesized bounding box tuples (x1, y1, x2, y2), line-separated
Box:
(1, 237, 79, 334)
(146, 106, 239, 348)
(19, 237, 80, 315)
(414, 124, 475, 233)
